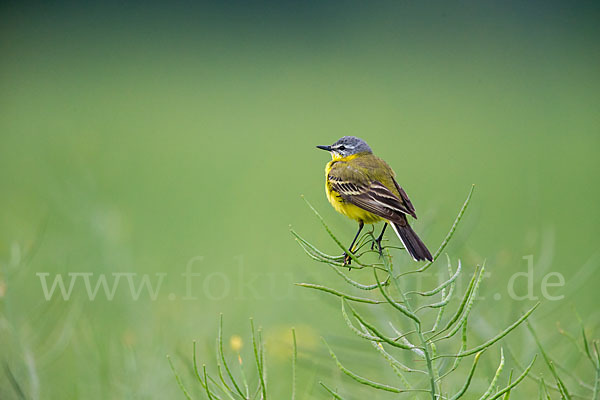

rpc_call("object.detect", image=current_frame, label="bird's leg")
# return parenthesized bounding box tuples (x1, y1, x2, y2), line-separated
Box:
(344, 221, 364, 268)
(371, 223, 388, 254)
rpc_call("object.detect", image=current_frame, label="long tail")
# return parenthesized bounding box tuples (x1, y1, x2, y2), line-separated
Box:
(390, 217, 433, 262)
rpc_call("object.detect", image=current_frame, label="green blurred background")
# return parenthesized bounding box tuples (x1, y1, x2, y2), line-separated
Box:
(1, 1, 599, 398)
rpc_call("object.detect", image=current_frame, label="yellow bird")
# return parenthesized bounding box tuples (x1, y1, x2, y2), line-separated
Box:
(317, 136, 432, 263)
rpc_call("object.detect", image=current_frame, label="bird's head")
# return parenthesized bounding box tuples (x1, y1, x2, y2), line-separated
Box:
(316, 136, 372, 160)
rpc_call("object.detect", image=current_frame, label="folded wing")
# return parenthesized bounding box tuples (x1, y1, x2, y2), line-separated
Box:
(328, 164, 417, 222)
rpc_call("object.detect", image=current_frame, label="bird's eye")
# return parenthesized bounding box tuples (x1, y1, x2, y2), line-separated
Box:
(338, 145, 346, 151)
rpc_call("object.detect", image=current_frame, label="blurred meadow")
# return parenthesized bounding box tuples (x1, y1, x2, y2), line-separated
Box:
(1, 1, 599, 398)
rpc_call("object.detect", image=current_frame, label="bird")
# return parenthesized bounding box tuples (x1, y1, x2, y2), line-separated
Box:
(316, 136, 433, 264)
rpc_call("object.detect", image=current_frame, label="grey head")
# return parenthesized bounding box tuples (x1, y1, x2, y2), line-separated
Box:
(316, 136, 372, 158)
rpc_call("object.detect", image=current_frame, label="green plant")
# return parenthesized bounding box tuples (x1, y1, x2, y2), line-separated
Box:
(169, 315, 297, 400)
(519, 315, 600, 399)
(170, 186, 600, 399)
(292, 186, 539, 399)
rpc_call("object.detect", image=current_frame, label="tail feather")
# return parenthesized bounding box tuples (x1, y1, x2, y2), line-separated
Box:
(390, 219, 433, 262)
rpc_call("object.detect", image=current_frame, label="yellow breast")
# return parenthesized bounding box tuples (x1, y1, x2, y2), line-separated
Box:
(324, 160, 382, 224)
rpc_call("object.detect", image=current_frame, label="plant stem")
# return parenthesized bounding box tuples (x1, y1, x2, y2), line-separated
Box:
(383, 251, 437, 399)
(417, 328, 437, 399)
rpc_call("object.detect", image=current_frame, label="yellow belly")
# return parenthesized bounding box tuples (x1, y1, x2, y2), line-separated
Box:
(325, 183, 382, 224)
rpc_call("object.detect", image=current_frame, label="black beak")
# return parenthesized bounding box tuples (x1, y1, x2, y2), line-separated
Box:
(316, 145, 332, 151)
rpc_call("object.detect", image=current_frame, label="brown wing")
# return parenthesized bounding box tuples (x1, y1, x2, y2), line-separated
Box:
(328, 163, 416, 222)
(392, 177, 417, 219)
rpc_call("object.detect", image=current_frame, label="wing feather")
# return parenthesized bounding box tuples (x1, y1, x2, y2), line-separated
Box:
(328, 162, 416, 222)
(392, 178, 417, 218)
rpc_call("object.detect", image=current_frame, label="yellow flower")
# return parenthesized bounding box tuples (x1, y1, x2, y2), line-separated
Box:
(230, 335, 243, 352)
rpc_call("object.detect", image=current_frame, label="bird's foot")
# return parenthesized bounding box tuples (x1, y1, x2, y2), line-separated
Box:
(371, 238, 384, 255)
(343, 253, 353, 270)
(343, 253, 352, 265)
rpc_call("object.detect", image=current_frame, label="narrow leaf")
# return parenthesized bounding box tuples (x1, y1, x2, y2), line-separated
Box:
(488, 356, 537, 400)
(450, 351, 484, 400)
(295, 283, 386, 304)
